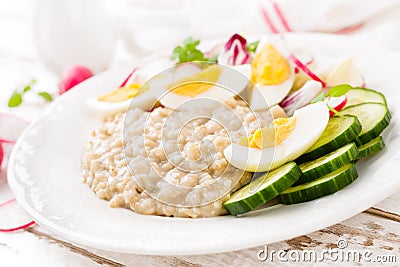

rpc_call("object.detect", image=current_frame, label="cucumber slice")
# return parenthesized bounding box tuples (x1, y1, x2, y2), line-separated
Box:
(340, 103, 391, 145)
(296, 115, 362, 164)
(223, 162, 302, 215)
(357, 136, 385, 159)
(278, 163, 358, 204)
(296, 143, 358, 185)
(345, 88, 387, 108)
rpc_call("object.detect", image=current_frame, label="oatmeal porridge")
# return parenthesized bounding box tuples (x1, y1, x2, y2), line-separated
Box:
(82, 98, 285, 218)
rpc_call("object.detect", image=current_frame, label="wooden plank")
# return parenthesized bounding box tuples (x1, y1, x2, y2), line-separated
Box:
(12, 211, 398, 267)
(372, 192, 400, 215)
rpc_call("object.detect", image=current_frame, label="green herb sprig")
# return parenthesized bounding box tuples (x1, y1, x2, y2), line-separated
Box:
(311, 84, 352, 116)
(246, 40, 259, 53)
(8, 79, 53, 108)
(170, 37, 208, 64)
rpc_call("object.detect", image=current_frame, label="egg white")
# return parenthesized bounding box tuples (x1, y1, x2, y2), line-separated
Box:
(249, 37, 295, 110)
(159, 64, 251, 110)
(223, 101, 329, 172)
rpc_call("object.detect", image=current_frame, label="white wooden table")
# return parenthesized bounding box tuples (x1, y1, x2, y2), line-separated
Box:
(0, 1, 399, 266)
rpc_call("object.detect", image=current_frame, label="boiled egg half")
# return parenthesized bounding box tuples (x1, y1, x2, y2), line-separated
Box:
(249, 38, 295, 110)
(224, 101, 329, 172)
(159, 63, 251, 110)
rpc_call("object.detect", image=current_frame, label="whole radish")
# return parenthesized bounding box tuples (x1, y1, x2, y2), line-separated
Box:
(59, 66, 93, 95)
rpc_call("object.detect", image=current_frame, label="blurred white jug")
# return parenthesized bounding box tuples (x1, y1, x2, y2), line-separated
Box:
(34, 0, 116, 74)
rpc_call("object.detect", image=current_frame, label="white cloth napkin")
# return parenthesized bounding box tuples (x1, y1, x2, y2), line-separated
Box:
(120, 0, 400, 54)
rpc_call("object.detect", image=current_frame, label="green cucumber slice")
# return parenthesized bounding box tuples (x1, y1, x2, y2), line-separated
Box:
(296, 143, 358, 185)
(357, 136, 385, 159)
(340, 103, 391, 145)
(278, 163, 358, 204)
(223, 162, 302, 215)
(296, 115, 362, 164)
(345, 88, 387, 108)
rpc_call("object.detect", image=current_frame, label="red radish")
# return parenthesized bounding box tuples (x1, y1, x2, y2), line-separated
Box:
(0, 199, 35, 232)
(326, 95, 347, 116)
(59, 66, 93, 94)
(0, 199, 36, 232)
(173, 63, 202, 80)
(292, 49, 314, 73)
(281, 80, 323, 116)
(0, 199, 16, 208)
(289, 54, 326, 87)
(0, 221, 35, 232)
(119, 67, 139, 88)
(0, 143, 3, 168)
(0, 113, 28, 144)
(205, 43, 224, 59)
(218, 34, 250, 66)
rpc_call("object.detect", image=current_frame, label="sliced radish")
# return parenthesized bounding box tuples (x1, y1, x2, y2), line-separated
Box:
(0, 221, 35, 232)
(281, 80, 323, 116)
(0, 198, 36, 233)
(0, 113, 29, 144)
(326, 95, 347, 116)
(289, 54, 326, 87)
(0, 144, 3, 168)
(0, 199, 35, 232)
(119, 67, 139, 88)
(205, 43, 224, 59)
(218, 34, 250, 66)
(173, 63, 202, 81)
(292, 49, 314, 74)
(0, 113, 27, 173)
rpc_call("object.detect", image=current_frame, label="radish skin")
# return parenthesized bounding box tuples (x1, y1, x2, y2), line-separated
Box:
(326, 95, 347, 116)
(0, 113, 28, 144)
(0, 144, 3, 168)
(119, 67, 139, 88)
(281, 80, 323, 116)
(60, 66, 93, 94)
(0, 221, 35, 232)
(0, 199, 36, 232)
(289, 54, 326, 87)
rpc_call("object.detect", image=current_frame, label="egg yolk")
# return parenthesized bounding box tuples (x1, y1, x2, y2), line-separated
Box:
(98, 83, 147, 103)
(240, 117, 297, 149)
(167, 65, 222, 98)
(251, 44, 291, 85)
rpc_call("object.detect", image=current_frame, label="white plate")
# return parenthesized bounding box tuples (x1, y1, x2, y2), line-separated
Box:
(8, 33, 400, 255)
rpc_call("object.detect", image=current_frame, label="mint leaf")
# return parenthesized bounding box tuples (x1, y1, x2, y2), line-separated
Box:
(37, 91, 53, 102)
(311, 92, 325, 104)
(328, 84, 352, 97)
(8, 91, 23, 107)
(246, 40, 259, 53)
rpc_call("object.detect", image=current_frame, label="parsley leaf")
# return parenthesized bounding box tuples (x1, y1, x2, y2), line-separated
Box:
(170, 37, 207, 64)
(208, 55, 218, 63)
(246, 40, 259, 53)
(328, 84, 352, 97)
(8, 91, 23, 107)
(37, 92, 53, 102)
